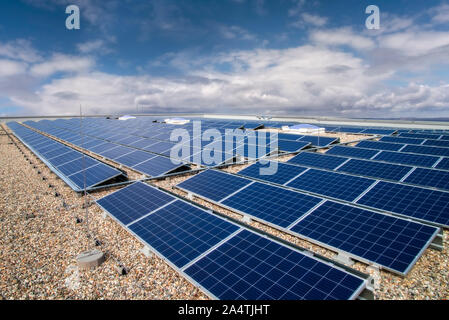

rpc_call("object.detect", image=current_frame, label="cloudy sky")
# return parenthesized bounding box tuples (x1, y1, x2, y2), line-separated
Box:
(1, 0, 449, 118)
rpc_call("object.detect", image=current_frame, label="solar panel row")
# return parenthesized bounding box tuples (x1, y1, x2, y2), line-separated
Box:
(97, 181, 368, 299)
(177, 169, 439, 274)
(7, 122, 123, 191)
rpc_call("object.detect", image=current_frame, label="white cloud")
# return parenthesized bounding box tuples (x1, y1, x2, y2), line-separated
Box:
(0, 39, 42, 62)
(292, 13, 327, 28)
(0, 59, 27, 77)
(30, 54, 95, 77)
(219, 25, 256, 40)
(77, 40, 109, 54)
(430, 4, 449, 24)
(310, 27, 376, 50)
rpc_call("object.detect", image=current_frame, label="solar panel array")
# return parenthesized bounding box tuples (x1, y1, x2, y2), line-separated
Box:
(7, 122, 124, 191)
(24, 118, 314, 170)
(97, 181, 368, 299)
(177, 169, 439, 275)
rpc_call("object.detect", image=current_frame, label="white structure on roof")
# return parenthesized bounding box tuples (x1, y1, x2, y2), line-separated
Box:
(118, 115, 136, 121)
(282, 124, 325, 134)
(165, 117, 190, 124)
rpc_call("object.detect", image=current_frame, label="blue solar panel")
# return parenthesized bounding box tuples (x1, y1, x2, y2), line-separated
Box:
(297, 136, 338, 147)
(373, 151, 439, 168)
(50, 152, 83, 166)
(114, 150, 155, 167)
(423, 139, 449, 148)
(380, 136, 424, 145)
(56, 156, 98, 175)
(132, 155, 185, 177)
(356, 181, 449, 227)
(99, 145, 135, 159)
(128, 200, 240, 268)
(290, 201, 438, 274)
(288, 152, 348, 170)
(221, 181, 322, 228)
(9, 122, 123, 192)
(356, 140, 404, 151)
(67, 164, 123, 189)
(337, 159, 413, 181)
(403, 168, 449, 191)
(399, 133, 442, 139)
(128, 138, 157, 149)
(238, 161, 307, 185)
(435, 157, 449, 170)
(185, 229, 366, 300)
(88, 142, 118, 154)
(177, 170, 253, 202)
(145, 141, 176, 156)
(96, 182, 174, 225)
(360, 129, 397, 135)
(401, 145, 449, 157)
(326, 146, 379, 159)
(286, 169, 375, 202)
(276, 140, 310, 152)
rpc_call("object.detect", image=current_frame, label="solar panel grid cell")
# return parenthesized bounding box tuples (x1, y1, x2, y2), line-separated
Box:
(326, 146, 379, 159)
(177, 170, 253, 202)
(357, 181, 449, 227)
(337, 159, 413, 181)
(185, 229, 365, 300)
(290, 201, 437, 274)
(221, 181, 322, 228)
(356, 140, 405, 151)
(288, 152, 348, 170)
(128, 200, 240, 268)
(286, 169, 375, 202)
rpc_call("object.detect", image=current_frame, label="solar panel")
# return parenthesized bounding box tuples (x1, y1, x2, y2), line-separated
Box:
(297, 136, 338, 147)
(221, 181, 322, 228)
(372, 151, 439, 168)
(435, 157, 449, 170)
(423, 139, 449, 148)
(360, 129, 397, 135)
(50, 152, 83, 166)
(356, 181, 449, 227)
(132, 155, 186, 177)
(336, 159, 413, 181)
(326, 146, 379, 159)
(96, 182, 174, 225)
(114, 150, 155, 167)
(67, 164, 123, 190)
(356, 140, 404, 151)
(99, 145, 135, 159)
(177, 169, 253, 202)
(286, 169, 375, 202)
(145, 141, 176, 156)
(401, 145, 449, 157)
(238, 161, 307, 185)
(128, 200, 240, 268)
(403, 168, 449, 191)
(56, 156, 98, 176)
(380, 136, 424, 145)
(185, 229, 366, 300)
(290, 201, 438, 274)
(288, 152, 348, 170)
(276, 140, 310, 152)
(88, 142, 118, 154)
(399, 133, 442, 139)
(8, 122, 123, 192)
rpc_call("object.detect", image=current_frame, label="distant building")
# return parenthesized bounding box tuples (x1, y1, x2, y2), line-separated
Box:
(164, 117, 190, 124)
(118, 115, 136, 121)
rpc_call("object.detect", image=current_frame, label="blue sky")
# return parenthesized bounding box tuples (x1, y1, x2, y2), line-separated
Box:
(1, 0, 449, 117)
